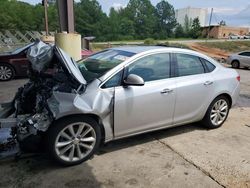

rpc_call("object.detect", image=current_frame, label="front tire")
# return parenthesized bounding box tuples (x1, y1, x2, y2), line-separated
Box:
(47, 116, 101, 166)
(202, 96, 230, 129)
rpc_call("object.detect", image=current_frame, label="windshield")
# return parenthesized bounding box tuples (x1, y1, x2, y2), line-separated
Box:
(78, 49, 135, 83)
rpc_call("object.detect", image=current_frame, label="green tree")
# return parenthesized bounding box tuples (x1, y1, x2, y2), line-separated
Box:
(107, 7, 121, 41)
(155, 0, 176, 39)
(75, 0, 108, 40)
(174, 24, 184, 38)
(189, 17, 201, 39)
(0, 0, 58, 31)
(124, 0, 157, 39)
(183, 15, 191, 37)
(120, 18, 135, 40)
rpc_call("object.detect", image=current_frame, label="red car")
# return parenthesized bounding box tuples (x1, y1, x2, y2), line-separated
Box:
(0, 43, 93, 81)
(81, 48, 93, 59)
(0, 43, 34, 81)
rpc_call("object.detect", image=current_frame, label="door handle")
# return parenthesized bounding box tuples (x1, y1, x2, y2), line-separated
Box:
(204, 81, 213, 86)
(161, 88, 173, 94)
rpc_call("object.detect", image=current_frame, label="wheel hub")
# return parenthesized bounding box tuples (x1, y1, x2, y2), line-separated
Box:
(73, 138, 80, 145)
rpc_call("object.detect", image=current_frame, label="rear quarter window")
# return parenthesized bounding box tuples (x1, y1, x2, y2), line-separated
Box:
(200, 58, 216, 72)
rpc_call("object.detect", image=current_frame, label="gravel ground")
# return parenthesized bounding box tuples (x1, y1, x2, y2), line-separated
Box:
(0, 68, 249, 188)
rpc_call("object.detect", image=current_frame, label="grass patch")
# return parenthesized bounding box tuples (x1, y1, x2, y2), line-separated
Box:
(198, 41, 250, 52)
(159, 42, 190, 49)
(91, 40, 190, 52)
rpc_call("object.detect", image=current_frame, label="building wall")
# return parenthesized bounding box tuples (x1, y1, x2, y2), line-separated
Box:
(175, 7, 207, 27)
(219, 26, 249, 38)
(202, 27, 219, 38)
(202, 26, 249, 39)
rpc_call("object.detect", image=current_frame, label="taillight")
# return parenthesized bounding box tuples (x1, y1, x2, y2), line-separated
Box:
(236, 75, 240, 82)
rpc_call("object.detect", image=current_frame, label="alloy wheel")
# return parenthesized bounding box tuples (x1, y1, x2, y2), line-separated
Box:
(55, 122, 96, 162)
(0, 65, 13, 81)
(210, 99, 229, 126)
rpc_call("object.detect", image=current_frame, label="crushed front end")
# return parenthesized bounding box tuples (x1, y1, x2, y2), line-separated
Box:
(0, 40, 86, 153)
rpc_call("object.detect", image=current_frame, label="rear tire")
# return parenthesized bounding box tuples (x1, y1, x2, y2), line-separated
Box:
(47, 116, 101, 166)
(231, 60, 240, 69)
(202, 96, 230, 129)
(0, 63, 15, 81)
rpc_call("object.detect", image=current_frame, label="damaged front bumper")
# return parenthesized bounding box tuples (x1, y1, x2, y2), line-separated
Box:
(0, 118, 17, 129)
(0, 103, 16, 129)
(0, 102, 52, 141)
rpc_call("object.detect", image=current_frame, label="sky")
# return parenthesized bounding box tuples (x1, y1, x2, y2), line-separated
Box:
(19, 0, 250, 27)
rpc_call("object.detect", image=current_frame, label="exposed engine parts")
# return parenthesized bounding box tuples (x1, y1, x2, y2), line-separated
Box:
(0, 41, 84, 152)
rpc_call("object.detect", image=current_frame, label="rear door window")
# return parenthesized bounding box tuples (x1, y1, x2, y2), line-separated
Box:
(239, 52, 250, 57)
(176, 53, 205, 77)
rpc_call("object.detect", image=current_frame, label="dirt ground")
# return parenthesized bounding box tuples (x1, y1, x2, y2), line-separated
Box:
(189, 43, 230, 59)
(0, 67, 250, 188)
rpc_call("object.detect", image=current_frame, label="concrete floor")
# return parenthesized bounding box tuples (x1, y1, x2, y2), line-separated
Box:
(0, 68, 250, 188)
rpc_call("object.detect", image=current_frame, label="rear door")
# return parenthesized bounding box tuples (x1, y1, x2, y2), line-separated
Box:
(238, 52, 250, 67)
(173, 53, 215, 124)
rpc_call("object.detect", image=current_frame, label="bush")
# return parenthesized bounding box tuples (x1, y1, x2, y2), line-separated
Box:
(169, 43, 190, 49)
(161, 41, 170, 46)
(119, 35, 134, 41)
(144, 38, 157, 45)
(157, 41, 189, 49)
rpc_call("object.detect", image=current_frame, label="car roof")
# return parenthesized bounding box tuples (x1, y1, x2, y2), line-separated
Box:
(110, 45, 202, 56)
(111, 46, 167, 54)
(99, 45, 223, 82)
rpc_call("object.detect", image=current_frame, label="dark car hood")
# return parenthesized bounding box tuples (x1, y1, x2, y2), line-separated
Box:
(0, 53, 12, 57)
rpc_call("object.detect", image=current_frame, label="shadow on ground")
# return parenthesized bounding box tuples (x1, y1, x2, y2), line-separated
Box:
(99, 123, 204, 154)
(0, 123, 204, 187)
(0, 154, 102, 188)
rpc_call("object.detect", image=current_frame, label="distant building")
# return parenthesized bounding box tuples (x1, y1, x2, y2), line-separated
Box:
(202, 25, 249, 39)
(175, 7, 207, 27)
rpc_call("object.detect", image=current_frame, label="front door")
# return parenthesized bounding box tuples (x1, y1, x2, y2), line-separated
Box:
(114, 53, 176, 137)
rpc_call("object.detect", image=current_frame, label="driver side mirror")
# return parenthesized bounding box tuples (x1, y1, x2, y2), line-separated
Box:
(123, 74, 145, 86)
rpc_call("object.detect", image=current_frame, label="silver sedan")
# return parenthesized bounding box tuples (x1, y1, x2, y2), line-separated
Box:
(0, 44, 240, 166)
(53, 46, 240, 165)
(227, 51, 250, 69)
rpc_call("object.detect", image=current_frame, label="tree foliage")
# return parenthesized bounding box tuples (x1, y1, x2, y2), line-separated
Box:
(190, 17, 201, 39)
(174, 24, 184, 38)
(0, 0, 58, 31)
(0, 0, 202, 41)
(155, 0, 176, 38)
(124, 0, 157, 39)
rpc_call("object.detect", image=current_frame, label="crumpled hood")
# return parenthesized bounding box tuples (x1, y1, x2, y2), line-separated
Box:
(27, 40, 86, 85)
(55, 46, 86, 85)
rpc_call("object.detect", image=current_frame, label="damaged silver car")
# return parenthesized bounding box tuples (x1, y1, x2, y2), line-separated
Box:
(0, 41, 240, 166)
